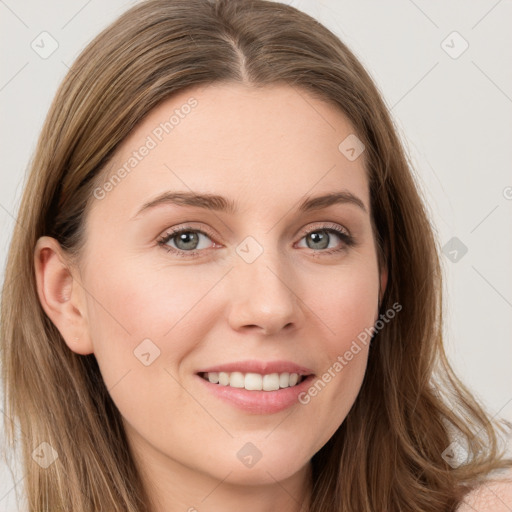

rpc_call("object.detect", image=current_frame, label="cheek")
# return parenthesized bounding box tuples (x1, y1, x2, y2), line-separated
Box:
(295, 258, 379, 444)
(84, 254, 216, 342)
(81, 256, 215, 431)
(307, 257, 380, 350)
(81, 253, 223, 392)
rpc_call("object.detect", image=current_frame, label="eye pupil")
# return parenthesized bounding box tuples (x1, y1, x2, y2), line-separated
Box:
(176, 231, 199, 250)
(308, 230, 329, 250)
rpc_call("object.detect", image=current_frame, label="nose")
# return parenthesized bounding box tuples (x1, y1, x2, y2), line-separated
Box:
(227, 247, 303, 336)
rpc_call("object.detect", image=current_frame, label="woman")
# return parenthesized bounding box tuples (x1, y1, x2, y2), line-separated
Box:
(1, 0, 511, 510)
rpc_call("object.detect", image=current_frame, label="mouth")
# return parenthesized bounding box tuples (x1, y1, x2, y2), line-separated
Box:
(194, 360, 316, 414)
(197, 371, 311, 391)
(195, 370, 316, 414)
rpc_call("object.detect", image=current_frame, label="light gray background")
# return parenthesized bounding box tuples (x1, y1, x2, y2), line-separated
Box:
(1, 0, 511, 509)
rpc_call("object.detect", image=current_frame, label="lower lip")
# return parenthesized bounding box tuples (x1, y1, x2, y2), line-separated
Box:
(195, 374, 316, 414)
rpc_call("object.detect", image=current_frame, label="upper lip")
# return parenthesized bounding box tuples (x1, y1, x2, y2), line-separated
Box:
(196, 360, 315, 376)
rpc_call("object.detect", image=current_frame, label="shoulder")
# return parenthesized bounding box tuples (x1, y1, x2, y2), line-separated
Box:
(456, 469, 512, 512)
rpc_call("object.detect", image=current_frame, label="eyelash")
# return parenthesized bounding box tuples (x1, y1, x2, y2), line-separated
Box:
(156, 223, 355, 258)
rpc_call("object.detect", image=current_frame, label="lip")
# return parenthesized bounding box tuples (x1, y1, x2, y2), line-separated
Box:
(196, 360, 315, 376)
(196, 373, 316, 414)
(195, 361, 316, 415)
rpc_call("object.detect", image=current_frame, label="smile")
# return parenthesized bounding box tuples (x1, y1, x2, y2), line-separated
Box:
(196, 372, 316, 414)
(199, 371, 307, 391)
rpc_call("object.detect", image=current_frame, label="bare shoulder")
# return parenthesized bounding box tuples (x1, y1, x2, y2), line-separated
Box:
(456, 469, 512, 512)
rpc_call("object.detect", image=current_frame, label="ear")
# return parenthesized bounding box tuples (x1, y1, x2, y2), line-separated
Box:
(34, 236, 93, 355)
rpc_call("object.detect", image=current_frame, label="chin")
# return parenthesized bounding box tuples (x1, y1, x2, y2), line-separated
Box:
(217, 462, 308, 487)
(202, 440, 312, 487)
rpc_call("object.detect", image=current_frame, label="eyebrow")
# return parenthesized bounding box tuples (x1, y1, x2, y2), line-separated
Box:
(131, 190, 367, 219)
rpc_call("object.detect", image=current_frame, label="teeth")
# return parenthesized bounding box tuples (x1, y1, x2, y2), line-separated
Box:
(203, 371, 305, 391)
(262, 373, 279, 391)
(245, 372, 263, 390)
(208, 372, 219, 384)
(229, 371, 245, 388)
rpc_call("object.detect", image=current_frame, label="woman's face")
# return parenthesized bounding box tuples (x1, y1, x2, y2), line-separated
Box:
(47, 83, 386, 495)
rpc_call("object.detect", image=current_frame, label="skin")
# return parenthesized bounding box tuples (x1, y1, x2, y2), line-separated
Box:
(35, 83, 387, 512)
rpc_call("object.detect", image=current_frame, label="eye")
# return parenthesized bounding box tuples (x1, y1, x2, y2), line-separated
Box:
(296, 223, 355, 255)
(157, 225, 217, 256)
(157, 222, 355, 258)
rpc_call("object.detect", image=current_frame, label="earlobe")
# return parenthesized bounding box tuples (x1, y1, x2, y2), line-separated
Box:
(34, 236, 94, 355)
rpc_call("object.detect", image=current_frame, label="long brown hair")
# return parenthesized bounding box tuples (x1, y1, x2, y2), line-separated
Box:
(1, 0, 510, 510)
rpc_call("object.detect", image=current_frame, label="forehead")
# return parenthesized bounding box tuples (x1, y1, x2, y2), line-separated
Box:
(90, 82, 369, 222)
